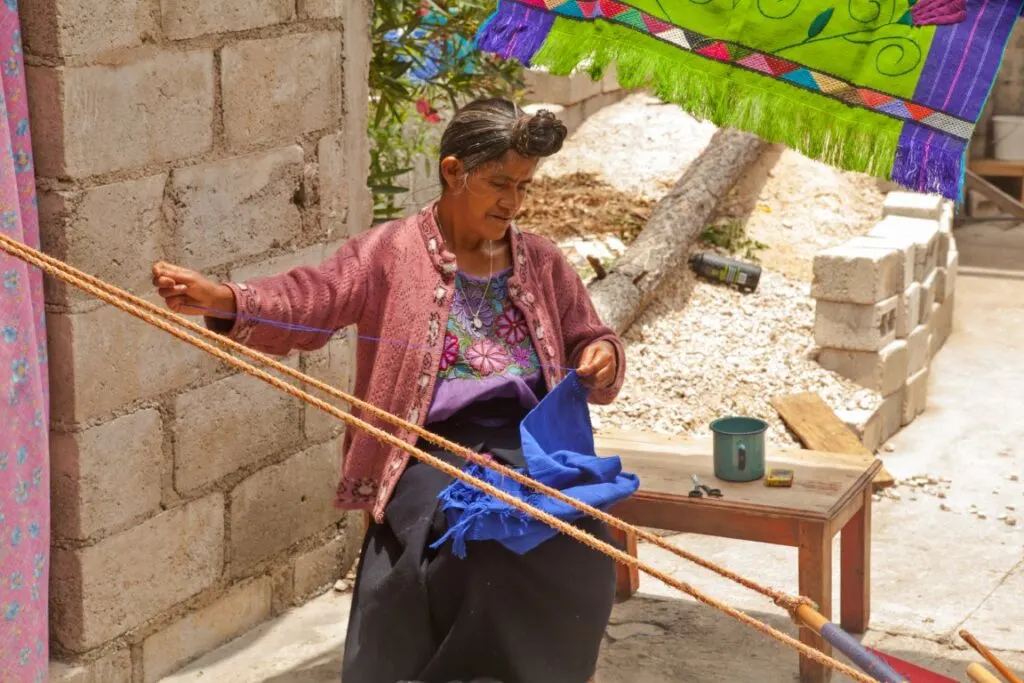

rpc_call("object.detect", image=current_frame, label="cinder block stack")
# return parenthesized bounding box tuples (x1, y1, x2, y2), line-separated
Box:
(812, 191, 958, 450)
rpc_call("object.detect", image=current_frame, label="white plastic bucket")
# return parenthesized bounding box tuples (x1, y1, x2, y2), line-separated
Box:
(992, 115, 1024, 160)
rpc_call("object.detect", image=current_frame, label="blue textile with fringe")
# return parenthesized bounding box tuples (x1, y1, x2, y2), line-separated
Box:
(431, 371, 639, 559)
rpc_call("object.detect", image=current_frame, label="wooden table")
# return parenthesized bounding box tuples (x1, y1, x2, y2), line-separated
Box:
(594, 430, 880, 683)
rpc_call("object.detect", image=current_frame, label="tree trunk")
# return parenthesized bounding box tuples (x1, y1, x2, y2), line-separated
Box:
(587, 128, 768, 335)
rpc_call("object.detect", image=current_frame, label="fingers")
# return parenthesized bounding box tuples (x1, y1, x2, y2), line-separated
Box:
(151, 261, 198, 289)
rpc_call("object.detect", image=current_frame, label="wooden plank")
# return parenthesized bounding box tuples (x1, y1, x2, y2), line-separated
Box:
(969, 158, 1024, 176)
(770, 392, 894, 490)
(966, 170, 1024, 220)
(594, 430, 880, 521)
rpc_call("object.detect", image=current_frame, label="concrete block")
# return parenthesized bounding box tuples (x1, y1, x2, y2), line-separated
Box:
(524, 69, 602, 106)
(173, 359, 303, 495)
(21, 0, 152, 58)
(318, 133, 353, 241)
(882, 191, 946, 221)
(230, 441, 343, 572)
(49, 650, 132, 683)
(168, 145, 304, 271)
(817, 340, 908, 396)
(162, 0, 293, 39)
(27, 51, 215, 178)
(943, 248, 959, 301)
(836, 408, 881, 453)
(932, 291, 955, 352)
(303, 334, 356, 442)
(50, 494, 224, 652)
(897, 282, 921, 339)
(50, 410, 163, 540)
(811, 244, 902, 304)
(142, 578, 272, 683)
(901, 366, 930, 426)
(39, 174, 168, 307)
(47, 294, 223, 424)
(600, 64, 622, 93)
(221, 32, 342, 148)
(906, 324, 930, 375)
(340, 0, 373, 238)
(293, 535, 347, 598)
(298, 0, 345, 18)
(877, 388, 905, 445)
(813, 296, 898, 352)
(869, 216, 939, 282)
(230, 243, 328, 284)
(919, 269, 938, 324)
(845, 234, 916, 291)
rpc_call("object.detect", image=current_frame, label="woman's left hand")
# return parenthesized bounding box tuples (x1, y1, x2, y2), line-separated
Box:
(576, 340, 618, 389)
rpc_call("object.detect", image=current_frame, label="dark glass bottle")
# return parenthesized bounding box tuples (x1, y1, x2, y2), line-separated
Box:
(688, 252, 762, 293)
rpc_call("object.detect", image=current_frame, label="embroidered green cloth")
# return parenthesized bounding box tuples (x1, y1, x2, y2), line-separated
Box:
(476, 0, 1024, 200)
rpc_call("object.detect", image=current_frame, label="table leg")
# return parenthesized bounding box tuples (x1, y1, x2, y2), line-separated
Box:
(799, 522, 834, 683)
(841, 488, 871, 633)
(609, 526, 639, 601)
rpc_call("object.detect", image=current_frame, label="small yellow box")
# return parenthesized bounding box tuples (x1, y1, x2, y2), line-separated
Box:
(765, 468, 794, 487)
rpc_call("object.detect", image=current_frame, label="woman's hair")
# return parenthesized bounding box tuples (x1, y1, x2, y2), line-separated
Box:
(438, 97, 568, 186)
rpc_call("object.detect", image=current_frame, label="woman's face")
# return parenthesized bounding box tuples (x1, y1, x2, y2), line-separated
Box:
(443, 151, 539, 242)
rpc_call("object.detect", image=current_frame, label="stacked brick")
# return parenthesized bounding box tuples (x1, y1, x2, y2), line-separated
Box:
(812, 192, 958, 452)
(521, 65, 631, 135)
(22, 1, 374, 681)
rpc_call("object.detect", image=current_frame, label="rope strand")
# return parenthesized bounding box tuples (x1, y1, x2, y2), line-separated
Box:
(0, 234, 873, 682)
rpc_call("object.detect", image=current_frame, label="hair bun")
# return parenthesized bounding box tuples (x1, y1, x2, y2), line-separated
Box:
(511, 109, 568, 158)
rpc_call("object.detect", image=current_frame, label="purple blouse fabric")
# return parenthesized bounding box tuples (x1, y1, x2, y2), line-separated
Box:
(426, 268, 544, 425)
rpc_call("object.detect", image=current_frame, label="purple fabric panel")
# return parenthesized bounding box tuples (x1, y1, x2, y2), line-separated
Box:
(893, 0, 1022, 196)
(892, 122, 965, 198)
(475, 0, 555, 66)
(427, 372, 543, 424)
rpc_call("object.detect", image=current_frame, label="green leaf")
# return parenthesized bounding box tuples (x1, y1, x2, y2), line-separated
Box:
(807, 7, 834, 38)
(371, 185, 409, 195)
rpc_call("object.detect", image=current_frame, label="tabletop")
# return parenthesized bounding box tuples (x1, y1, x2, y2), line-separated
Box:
(593, 429, 882, 522)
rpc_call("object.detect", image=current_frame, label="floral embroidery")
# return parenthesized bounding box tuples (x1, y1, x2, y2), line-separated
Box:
(465, 338, 510, 376)
(437, 270, 541, 381)
(337, 476, 378, 504)
(495, 307, 528, 345)
(439, 331, 459, 370)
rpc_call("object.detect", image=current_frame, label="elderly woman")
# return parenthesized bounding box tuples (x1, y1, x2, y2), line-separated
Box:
(152, 98, 625, 683)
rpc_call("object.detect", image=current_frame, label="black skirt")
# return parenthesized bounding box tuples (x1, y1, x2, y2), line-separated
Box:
(341, 399, 616, 683)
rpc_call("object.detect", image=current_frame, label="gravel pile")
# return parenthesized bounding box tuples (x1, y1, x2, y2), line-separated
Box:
(519, 92, 893, 446)
(588, 268, 880, 446)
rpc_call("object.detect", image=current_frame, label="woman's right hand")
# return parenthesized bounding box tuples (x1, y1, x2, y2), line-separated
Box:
(151, 261, 236, 319)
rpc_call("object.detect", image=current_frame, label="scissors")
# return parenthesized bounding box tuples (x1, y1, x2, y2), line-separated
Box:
(689, 474, 723, 498)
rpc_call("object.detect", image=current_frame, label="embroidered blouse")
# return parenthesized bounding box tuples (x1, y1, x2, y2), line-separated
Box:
(426, 267, 544, 424)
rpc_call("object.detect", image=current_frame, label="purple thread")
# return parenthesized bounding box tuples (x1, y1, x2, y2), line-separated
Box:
(191, 305, 577, 373)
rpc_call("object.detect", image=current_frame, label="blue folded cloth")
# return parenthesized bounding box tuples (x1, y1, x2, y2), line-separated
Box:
(431, 371, 640, 558)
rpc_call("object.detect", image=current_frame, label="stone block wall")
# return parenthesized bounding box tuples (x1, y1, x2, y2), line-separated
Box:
(21, 0, 373, 680)
(812, 192, 958, 452)
(521, 65, 632, 136)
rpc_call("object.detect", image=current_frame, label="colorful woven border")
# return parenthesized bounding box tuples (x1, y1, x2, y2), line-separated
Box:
(519, 0, 974, 141)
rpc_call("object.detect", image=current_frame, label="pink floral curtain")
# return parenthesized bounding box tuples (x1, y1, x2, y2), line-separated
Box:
(0, 3, 50, 681)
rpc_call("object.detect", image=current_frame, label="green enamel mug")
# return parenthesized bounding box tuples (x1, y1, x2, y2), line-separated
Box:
(710, 416, 768, 482)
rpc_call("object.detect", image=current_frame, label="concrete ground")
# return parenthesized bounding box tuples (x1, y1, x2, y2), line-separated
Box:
(161, 223, 1024, 682)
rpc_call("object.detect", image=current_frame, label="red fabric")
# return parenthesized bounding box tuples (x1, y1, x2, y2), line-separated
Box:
(215, 203, 626, 522)
(865, 647, 959, 682)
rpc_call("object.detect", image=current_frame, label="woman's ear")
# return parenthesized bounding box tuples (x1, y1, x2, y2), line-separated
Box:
(440, 156, 465, 192)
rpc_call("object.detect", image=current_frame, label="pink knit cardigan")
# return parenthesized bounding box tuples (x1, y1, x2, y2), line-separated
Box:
(217, 202, 626, 521)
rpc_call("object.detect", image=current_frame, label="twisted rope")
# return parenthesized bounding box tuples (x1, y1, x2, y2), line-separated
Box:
(0, 233, 871, 682)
